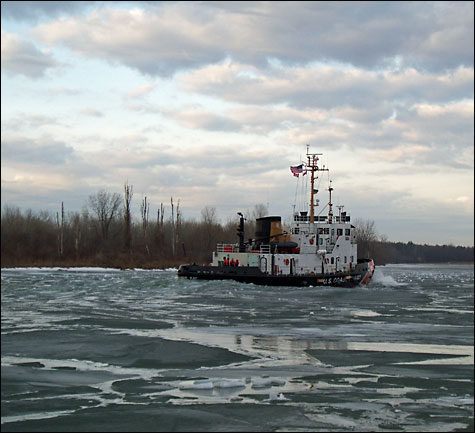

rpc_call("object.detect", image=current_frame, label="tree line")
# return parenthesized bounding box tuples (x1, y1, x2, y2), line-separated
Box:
(366, 240, 473, 265)
(352, 219, 473, 264)
(1, 184, 265, 268)
(1, 184, 473, 268)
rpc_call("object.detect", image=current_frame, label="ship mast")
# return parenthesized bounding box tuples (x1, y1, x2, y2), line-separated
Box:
(328, 180, 333, 224)
(305, 146, 329, 224)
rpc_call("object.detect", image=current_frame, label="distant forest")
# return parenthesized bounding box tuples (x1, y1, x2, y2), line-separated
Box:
(1, 186, 473, 268)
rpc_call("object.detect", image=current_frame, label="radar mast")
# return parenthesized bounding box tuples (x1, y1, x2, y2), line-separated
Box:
(305, 145, 329, 224)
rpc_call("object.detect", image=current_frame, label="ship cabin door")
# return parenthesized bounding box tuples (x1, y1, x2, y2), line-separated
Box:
(259, 256, 268, 273)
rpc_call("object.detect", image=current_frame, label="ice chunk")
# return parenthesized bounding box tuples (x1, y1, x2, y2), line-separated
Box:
(251, 377, 286, 388)
(179, 380, 214, 390)
(180, 379, 246, 390)
(264, 391, 289, 402)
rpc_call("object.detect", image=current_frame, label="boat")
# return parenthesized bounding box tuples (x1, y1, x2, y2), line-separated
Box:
(178, 148, 375, 287)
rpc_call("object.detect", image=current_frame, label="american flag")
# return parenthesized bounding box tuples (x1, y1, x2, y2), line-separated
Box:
(290, 164, 305, 177)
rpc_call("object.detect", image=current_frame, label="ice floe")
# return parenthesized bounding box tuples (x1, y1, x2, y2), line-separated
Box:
(251, 377, 286, 388)
(180, 379, 245, 390)
(264, 391, 290, 402)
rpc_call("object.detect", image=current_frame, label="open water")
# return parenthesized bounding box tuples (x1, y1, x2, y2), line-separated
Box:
(1, 264, 473, 432)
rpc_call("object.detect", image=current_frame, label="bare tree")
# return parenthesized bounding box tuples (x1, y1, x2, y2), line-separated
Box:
(241, 203, 269, 242)
(88, 190, 121, 242)
(201, 206, 217, 225)
(124, 182, 133, 254)
(56, 202, 64, 258)
(176, 199, 181, 227)
(353, 218, 378, 259)
(175, 199, 182, 257)
(252, 203, 268, 219)
(169, 197, 182, 257)
(170, 197, 175, 256)
(155, 202, 165, 253)
(71, 212, 81, 261)
(159, 203, 164, 226)
(201, 206, 218, 252)
(141, 196, 150, 256)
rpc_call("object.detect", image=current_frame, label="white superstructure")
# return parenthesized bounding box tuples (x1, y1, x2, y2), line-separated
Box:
(211, 150, 359, 279)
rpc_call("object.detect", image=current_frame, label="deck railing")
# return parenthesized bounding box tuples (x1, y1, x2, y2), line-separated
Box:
(259, 244, 271, 254)
(216, 244, 238, 253)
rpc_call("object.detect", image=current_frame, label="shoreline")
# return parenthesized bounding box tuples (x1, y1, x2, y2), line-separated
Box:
(0, 258, 192, 270)
(2, 262, 473, 271)
(377, 262, 474, 266)
(1, 266, 179, 272)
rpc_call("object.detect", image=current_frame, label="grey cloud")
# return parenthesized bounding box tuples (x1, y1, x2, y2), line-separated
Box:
(30, 2, 473, 76)
(32, 5, 226, 77)
(1, 136, 75, 165)
(393, 103, 474, 167)
(1, 1, 98, 22)
(162, 98, 474, 173)
(181, 145, 282, 172)
(80, 107, 104, 117)
(187, 1, 474, 71)
(2, 113, 63, 130)
(124, 83, 158, 100)
(164, 107, 242, 132)
(1, 30, 60, 78)
(179, 64, 473, 110)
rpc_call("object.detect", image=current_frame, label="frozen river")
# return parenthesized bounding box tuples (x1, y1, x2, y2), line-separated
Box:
(1, 264, 473, 431)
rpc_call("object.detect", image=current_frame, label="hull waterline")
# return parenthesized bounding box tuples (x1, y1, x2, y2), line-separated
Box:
(178, 259, 375, 288)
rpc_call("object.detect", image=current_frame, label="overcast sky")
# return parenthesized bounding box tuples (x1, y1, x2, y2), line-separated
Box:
(1, 1, 474, 246)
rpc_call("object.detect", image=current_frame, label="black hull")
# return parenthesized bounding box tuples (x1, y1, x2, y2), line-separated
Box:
(178, 259, 374, 288)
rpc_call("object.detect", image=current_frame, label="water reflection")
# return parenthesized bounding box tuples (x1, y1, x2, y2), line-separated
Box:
(156, 327, 473, 368)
